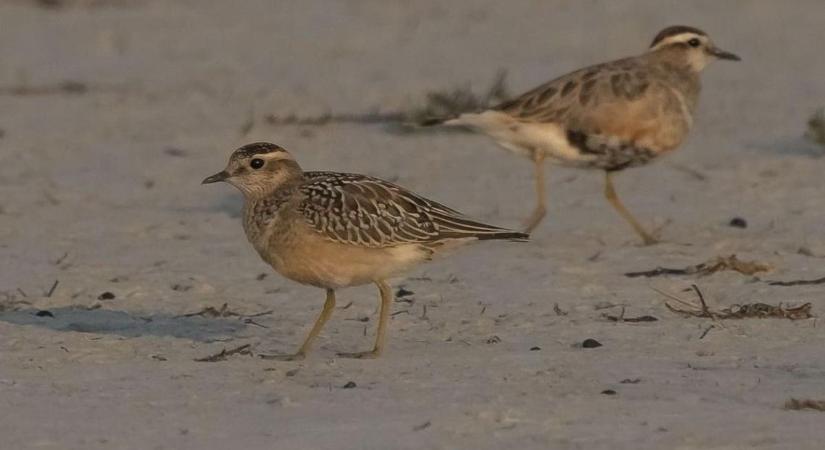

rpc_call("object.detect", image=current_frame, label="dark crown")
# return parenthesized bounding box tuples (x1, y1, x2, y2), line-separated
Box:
(233, 142, 286, 158)
(650, 25, 708, 48)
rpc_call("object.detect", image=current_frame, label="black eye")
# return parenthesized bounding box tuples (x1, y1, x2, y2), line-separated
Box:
(250, 158, 264, 169)
(688, 38, 701, 48)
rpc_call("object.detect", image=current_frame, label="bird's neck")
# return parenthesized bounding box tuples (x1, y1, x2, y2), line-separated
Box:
(242, 179, 302, 246)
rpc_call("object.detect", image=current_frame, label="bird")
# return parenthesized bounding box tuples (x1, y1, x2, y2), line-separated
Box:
(202, 142, 528, 360)
(426, 25, 740, 244)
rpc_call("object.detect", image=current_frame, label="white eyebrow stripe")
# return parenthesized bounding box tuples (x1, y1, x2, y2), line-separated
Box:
(257, 152, 294, 161)
(651, 33, 704, 50)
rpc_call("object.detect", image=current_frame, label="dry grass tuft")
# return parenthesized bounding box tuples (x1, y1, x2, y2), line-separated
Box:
(656, 285, 813, 321)
(625, 254, 772, 278)
(785, 398, 825, 411)
(262, 71, 511, 133)
(406, 70, 510, 127)
(806, 108, 825, 148)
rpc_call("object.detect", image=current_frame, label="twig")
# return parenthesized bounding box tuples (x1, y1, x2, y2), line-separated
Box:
(413, 421, 431, 432)
(626, 267, 690, 277)
(658, 285, 813, 321)
(665, 162, 709, 181)
(243, 319, 269, 328)
(46, 280, 59, 297)
(176, 303, 273, 319)
(603, 312, 658, 323)
(54, 252, 69, 265)
(691, 284, 714, 319)
(768, 276, 825, 287)
(626, 255, 771, 278)
(194, 344, 252, 362)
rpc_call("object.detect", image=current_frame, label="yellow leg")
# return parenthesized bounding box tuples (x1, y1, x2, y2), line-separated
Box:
(260, 289, 336, 361)
(338, 280, 392, 359)
(522, 150, 547, 233)
(603, 171, 658, 245)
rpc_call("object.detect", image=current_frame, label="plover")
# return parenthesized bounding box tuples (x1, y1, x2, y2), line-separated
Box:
(203, 142, 528, 360)
(429, 25, 739, 244)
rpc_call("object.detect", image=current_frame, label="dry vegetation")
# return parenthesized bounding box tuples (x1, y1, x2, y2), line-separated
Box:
(806, 108, 825, 148)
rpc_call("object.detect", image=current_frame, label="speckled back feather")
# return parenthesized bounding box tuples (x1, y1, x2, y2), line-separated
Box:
(493, 56, 689, 126)
(484, 51, 700, 168)
(298, 172, 528, 248)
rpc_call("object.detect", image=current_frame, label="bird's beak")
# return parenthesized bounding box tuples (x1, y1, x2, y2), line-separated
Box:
(201, 170, 229, 184)
(708, 47, 741, 61)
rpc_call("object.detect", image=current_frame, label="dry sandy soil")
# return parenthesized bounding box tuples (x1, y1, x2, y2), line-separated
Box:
(2, 1, 825, 449)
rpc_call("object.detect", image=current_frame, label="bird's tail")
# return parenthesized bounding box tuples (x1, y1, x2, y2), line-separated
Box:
(474, 230, 529, 242)
(434, 212, 529, 242)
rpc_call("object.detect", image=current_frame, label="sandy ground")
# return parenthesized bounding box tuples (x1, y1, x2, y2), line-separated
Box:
(2, 1, 825, 449)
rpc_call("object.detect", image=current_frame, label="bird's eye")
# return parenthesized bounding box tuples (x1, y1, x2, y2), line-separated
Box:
(250, 158, 265, 169)
(688, 38, 701, 47)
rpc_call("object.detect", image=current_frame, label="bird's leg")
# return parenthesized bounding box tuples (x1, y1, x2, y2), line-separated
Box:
(260, 289, 336, 361)
(522, 150, 547, 233)
(338, 280, 392, 359)
(603, 171, 658, 245)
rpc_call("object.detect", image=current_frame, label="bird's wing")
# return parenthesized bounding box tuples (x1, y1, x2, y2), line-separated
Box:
(492, 57, 671, 142)
(298, 172, 526, 248)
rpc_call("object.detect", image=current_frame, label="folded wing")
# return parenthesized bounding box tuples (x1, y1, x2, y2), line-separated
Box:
(299, 172, 527, 248)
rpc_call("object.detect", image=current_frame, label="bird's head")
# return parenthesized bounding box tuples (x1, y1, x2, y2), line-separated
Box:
(202, 142, 303, 197)
(649, 25, 740, 72)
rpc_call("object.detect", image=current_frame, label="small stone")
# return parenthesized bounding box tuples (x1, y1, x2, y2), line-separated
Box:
(601, 389, 617, 395)
(341, 381, 357, 389)
(529, 346, 541, 351)
(171, 283, 192, 292)
(729, 217, 747, 228)
(60, 81, 87, 94)
(35, 310, 54, 318)
(582, 338, 602, 348)
(98, 291, 115, 300)
(163, 147, 188, 157)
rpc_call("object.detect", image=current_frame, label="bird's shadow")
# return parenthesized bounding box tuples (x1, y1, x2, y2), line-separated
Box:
(0, 307, 249, 342)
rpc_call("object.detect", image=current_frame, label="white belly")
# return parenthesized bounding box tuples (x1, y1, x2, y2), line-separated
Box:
(447, 111, 596, 166)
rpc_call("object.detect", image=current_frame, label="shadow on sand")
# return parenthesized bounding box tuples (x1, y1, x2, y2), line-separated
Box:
(0, 306, 249, 342)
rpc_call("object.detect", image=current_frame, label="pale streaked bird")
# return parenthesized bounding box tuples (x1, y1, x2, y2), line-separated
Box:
(427, 25, 740, 244)
(202, 142, 528, 360)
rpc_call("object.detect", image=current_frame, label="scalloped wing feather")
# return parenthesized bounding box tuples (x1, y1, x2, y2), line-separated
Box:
(298, 172, 526, 248)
